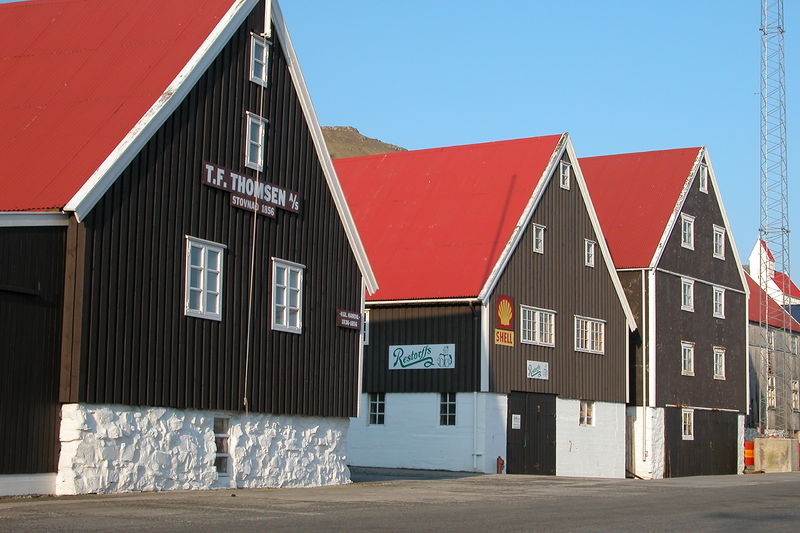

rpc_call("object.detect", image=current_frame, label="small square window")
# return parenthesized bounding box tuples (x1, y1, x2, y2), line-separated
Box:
(680, 214, 695, 250)
(681, 341, 694, 376)
(713, 286, 725, 319)
(214, 417, 230, 477)
(440, 392, 456, 426)
(698, 163, 708, 193)
(713, 347, 726, 380)
(249, 33, 269, 87)
(185, 237, 226, 321)
(272, 258, 305, 334)
(575, 316, 605, 354)
(579, 400, 594, 426)
(559, 160, 571, 190)
(713, 225, 725, 260)
(369, 393, 385, 425)
(532, 224, 545, 254)
(245, 112, 268, 171)
(681, 278, 694, 312)
(520, 305, 556, 347)
(681, 409, 694, 440)
(584, 239, 596, 268)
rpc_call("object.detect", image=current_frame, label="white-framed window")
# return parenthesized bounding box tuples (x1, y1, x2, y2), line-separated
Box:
(185, 236, 225, 321)
(681, 341, 695, 376)
(713, 286, 725, 319)
(272, 258, 304, 334)
(249, 33, 269, 87)
(369, 392, 385, 425)
(574, 316, 605, 354)
(362, 309, 370, 346)
(214, 417, 230, 478)
(713, 346, 726, 380)
(768, 376, 776, 409)
(440, 392, 456, 426)
(698, 163, 708, 193)
(681, 409, 694, 440)
(681, 278, 694, 312)
(792, 380, 799, 411)
(520, 305, 556, 347)
(532, 224, 545, 254)
(245, 112, 268, 171)
(559, 160, 571, 189)
(680, 213, 695, 250)
(579, 400, 595, 426)
(584, 239, 596, 268)
(713, 225, 725, 259)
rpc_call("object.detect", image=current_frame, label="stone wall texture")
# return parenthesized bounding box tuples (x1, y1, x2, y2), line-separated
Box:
(56, 404, 350, 495)
(556, 399, 626, 478)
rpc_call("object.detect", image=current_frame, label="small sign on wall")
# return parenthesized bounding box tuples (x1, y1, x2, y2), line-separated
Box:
(336, 309, 361, 330)
(389, 344, 455, 370)
(527, 360, 549, 380)
(511, 414, 521, 430)
(494, 329, 514, 346)
(495, 295, 515, 346)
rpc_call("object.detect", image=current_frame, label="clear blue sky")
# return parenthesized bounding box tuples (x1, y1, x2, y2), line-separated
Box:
(281, 0, 800, 274)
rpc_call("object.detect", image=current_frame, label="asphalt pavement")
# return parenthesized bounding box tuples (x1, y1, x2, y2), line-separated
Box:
(1, 469, 798, 532)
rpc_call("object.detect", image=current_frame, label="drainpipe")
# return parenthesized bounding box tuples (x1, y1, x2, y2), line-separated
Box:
(473, 391, 479, 471)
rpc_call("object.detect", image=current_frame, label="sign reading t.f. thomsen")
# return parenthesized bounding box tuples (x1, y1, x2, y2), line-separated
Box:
(389, 344, 455, 370)
(202, 161, 301, 218)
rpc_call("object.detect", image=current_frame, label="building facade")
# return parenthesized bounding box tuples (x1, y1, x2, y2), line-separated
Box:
(337, 134, 635, 478)
(582, 148, 748, 478)
(0, 0, 376, 496)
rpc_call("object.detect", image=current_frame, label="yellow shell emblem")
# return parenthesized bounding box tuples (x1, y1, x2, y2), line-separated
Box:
(497, 298, 513, 327)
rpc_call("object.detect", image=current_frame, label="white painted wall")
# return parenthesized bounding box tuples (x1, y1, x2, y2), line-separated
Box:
(556, 399, 625, 478)
(0, 474, 56, 497)
(626, 406, 665, 479)
(737, 413, 745, 474)
(480, 393, 508, 473)
(57, 404, 350, 495)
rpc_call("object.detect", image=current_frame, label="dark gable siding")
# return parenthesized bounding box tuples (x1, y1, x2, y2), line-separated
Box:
(655, 272, 747, 411)
(0, 227, 65, 474)
(362, 304, 480, 393)
(72, 3, 362, 417)
(654, 162, 747, 412)
(618, 270, 646, 407)
(489, 154, 628, 403)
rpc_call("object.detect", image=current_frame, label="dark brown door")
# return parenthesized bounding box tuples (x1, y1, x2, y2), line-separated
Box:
(506, 392, 556, 475)
(664, 408, 738, 477)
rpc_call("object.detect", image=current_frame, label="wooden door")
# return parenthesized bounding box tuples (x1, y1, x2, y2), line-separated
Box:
(506, 392, 556, 475)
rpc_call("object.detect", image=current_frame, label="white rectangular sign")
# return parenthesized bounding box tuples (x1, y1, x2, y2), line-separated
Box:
(389, 344, 455, 370)
(511, 414, 521, 430)
(527, 360, 549, 380)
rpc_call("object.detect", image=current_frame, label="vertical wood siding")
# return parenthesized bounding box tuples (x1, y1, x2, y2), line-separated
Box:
(362, 304, 480, 393)
(489, 153, 628, 403)
(0, 227, 65, 474)
(618, 270, 645, 406)
(664, 408, 738, 477)
(71, 3, 363, 417)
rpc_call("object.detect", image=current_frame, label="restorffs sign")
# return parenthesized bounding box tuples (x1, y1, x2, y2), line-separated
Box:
(389, 344, 455, 370)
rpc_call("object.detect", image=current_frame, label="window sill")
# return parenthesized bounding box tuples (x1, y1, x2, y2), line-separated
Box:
(521, 340, 555, 348)
(272, 324, 302, 335)
(575, 348, 604, 356)
(185, 309, 222, 321)
(713, 376, 726, 380)
(681, 371, 695, 377)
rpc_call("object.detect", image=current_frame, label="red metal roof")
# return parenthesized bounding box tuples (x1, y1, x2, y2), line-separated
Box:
(580, 148, 701, 269)
(745, 272, 800, 333)
(0, 0, 234, 211)
(759, 239, 776, 262)
(335, 135, 563, 301)
(774, 270, 800, 299)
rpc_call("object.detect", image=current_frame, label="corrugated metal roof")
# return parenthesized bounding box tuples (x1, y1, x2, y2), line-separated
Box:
(745, 272, 800, 333)
(335, 135, 563, 301)
(0, 0, 234, 211)
(580, 147, 701, 269)
(774, 270, 800, 299)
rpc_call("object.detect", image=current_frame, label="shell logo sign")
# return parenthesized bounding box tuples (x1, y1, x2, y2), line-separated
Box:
(494, 295, 515, 346)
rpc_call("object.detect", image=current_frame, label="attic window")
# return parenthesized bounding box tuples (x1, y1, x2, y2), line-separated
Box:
(559, 161, 571, 190)
(698, 163, 708, 193)
(713, 225, 725, 259)
(681, 278, 694, 312)
(245, 112, 268, 171)
(680, 214, 695, 250)
(250, 33, 269, 87)
(584, 239, 596, 267)
(532, 224, 545, 254)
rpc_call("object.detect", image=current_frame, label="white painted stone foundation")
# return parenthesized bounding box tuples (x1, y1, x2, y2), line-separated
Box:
(626, 406, 665, 479)
(555, 399, 625, 478)
(56, 404, 350, 495)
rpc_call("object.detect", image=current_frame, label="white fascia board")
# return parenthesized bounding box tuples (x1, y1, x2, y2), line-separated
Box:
(64, 0, 258, 221)
(649, 148, 704, 269)
(477, 133, 568, 301)
(0, 212, 69, 227)
(271, 1, 378, 294)
(648, 269, 657, 407)
(569, 139, 637, 331)
(366, 297, 482, 307)
(703, 148, 749, 295)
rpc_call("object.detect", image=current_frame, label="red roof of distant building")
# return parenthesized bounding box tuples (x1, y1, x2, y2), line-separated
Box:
(774, 270, 800, 299)
(335, 135, 563, 301)
(759, 239, 776, 262)
(580, 148, 701, 269)
(0, 0, 234, 211)
(745, 272, 800, 333)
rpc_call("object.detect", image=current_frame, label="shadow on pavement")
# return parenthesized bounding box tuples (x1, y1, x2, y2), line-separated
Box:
(348, 466, 484, 483)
